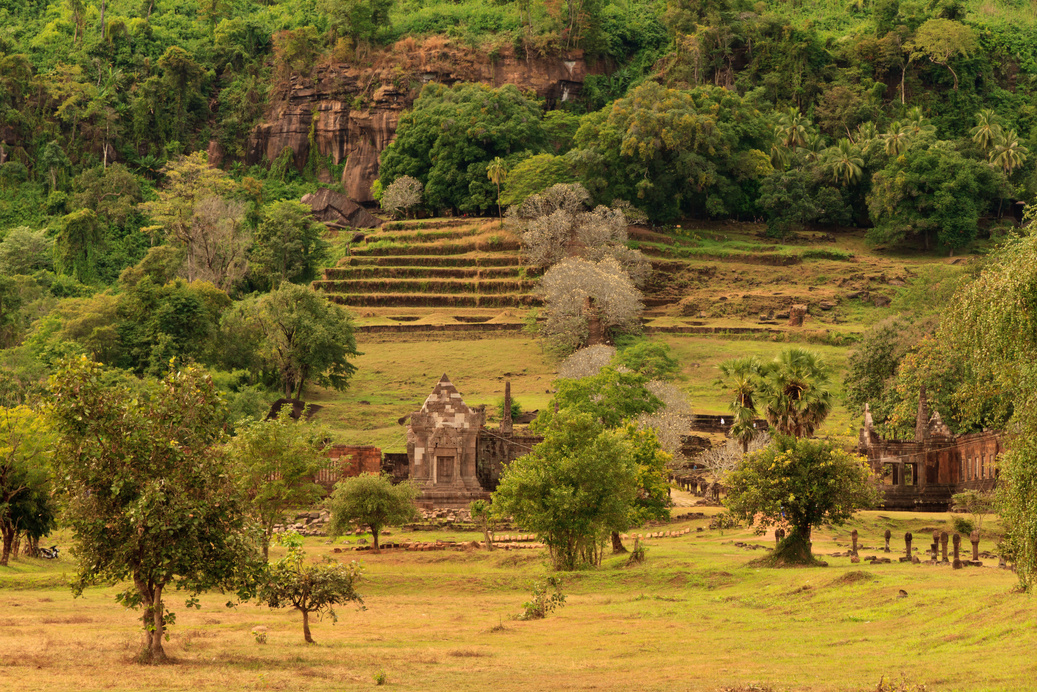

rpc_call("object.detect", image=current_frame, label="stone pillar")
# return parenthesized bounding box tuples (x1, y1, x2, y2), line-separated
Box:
(940, 531, 949, 563)
(851, 530, 858, 557)
(971, 530, 980, 562)
(775, 528, 785, 548)
(884, 529, 891, 553)
(501, 381, 513, 435)
(952, 533, 962, 569)
(902, 532, 913, 562)
(931, 530, 940, 562)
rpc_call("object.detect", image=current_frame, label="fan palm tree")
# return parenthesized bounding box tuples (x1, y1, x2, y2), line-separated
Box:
(758, 348, 833, 438)
(718, 356, 763, 453)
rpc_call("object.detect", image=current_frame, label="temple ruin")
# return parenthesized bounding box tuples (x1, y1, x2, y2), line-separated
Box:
(858, 387, 1001, 511)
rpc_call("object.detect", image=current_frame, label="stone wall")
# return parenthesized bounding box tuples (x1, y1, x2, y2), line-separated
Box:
(315, 445, 382, 491)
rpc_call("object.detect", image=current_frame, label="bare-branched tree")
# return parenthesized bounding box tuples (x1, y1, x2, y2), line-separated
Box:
(190, 196, 250, 291)
(638, 380, 693, 462)
(558, 345, 617, 379)
(696, 431, 772, 497)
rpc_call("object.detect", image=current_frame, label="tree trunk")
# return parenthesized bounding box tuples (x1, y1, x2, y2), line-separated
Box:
(150, 583, 167, 663)
(483, 525, 494, 551)
(302, 608, 314, 644)
(12, 532, 20, 559)
(0, 525, 13, 566)
(371, 525, 380, 551)
(611, 531, 627, 554)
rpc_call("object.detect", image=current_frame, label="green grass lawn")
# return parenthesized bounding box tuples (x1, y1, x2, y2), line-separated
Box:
(0, 508, 1025, 691)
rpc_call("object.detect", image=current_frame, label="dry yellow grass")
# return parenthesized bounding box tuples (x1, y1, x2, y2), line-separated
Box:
(0, 507, 1027, 691)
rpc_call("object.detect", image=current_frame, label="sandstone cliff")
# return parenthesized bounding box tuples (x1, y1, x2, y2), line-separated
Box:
(247, 39, 593, 204)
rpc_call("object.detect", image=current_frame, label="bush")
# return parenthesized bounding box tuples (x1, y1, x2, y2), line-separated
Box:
(518, 576, 566, 620)
(952, 516, 975, 536)
(381, 175, 423, 218)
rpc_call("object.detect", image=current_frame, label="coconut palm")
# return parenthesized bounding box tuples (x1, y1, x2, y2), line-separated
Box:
(881, 121, 911, 156)
(823, 139, 864, 187)
(970, 109, 1003, 153)
(904, 106, 936, 136)
(797, 133, 828, 164)
(990, 129, 1029, 176)
(487, 156, 507, 226)
(776, 107, 810, 149)
(757, 348, 833, 438)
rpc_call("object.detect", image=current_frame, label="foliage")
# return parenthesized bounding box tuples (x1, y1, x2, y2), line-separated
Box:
(0, 227, 53, 276)
(257, 534, 364, 644)
(499, 154, 577, 207)
(758, 348, 834, 438)
(327, 473, 419, 550)
(951, 489, 994, 537)
(557, 345, 617, 379)
(48, 357, 260, 663)
(0, 405, 56, 566)
(378, 83, 547, 213)
(725, 434, 879, 559)
(227, 406, 328, 560)
(469, 499, 496, 550)
(940, 229, 1037, 588)
(518, 576, 566, 620)
(236, 282, 360, 399)
(250, 200, 330, 288)
(492, 409, 639, 570)
(537, 365, 662, 430)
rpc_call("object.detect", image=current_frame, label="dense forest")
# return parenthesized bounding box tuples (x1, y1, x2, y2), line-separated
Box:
(2, 0, 1037, 408)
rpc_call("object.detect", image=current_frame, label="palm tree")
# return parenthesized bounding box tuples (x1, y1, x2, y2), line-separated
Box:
(798, 133, 828, 164)
(881, 121, 911, 156)
(718, 356, 763, 453)
(990, 129, 1029, 176)
(776, 107, 809, 149)
(487, 157, 507, 226)
(823, 139, 864, 187)
(905, 107, 936, 136)
(970, 109, 1003, 154)
(758, 348, 833, 438)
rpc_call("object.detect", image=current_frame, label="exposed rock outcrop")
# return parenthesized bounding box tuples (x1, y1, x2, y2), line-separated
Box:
(302, 188, 383, 228)
(248, 40, 595, 204)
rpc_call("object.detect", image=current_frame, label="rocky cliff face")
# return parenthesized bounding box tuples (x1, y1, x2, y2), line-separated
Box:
(247, 40, 593, 203)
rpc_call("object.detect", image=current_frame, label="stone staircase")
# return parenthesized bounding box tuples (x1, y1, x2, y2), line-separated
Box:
(313, 220, 542, 309)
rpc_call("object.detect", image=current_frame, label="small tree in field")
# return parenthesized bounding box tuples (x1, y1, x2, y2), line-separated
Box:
(725, 435, 878, 564)
(258, 532, 364, 644)
(327, 473, 419, 550)
(381, 175, 423, 219)
(227, 406, 328, 560)
(49, 357, 259, 663)
(469, 499, 495, 550)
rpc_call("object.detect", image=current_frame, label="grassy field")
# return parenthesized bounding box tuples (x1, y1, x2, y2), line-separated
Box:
(0, 504, 1026, 691)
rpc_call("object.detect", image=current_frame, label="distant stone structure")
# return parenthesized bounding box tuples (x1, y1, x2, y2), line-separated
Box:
(858, 387, 1001, 511)
(314, 445, 382, 491)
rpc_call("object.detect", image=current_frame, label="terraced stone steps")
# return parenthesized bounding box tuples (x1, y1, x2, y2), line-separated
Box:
(326, 293, 539, 308)
(341, 255, 523, 268)
(351, 239, 520, 256)
(315, 278, 537, 294)
(324, 265, 533, 280)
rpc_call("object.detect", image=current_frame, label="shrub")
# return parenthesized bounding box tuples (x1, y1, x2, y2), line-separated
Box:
(518, 576, 566, 620)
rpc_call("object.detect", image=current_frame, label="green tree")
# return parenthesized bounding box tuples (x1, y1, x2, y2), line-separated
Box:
(908, 18, 977, 90)
(227, 406, 328, 560)
(251, 201, 330, 288)
(0, 227, 54, 276)
(55, 208, 103, 284)
(242, 282, 360, 399)
(322, 0, 393, 45)
(725, 435, 878, 562)
(257, 534, 364, 644)
(469, 499, 495, 550)
(499, 154, 577, 207)
(378, 83, 547, 213)
(822, 139, 864, 187)
(492, 410, 639, 570)
(867, 141, 1000, 251)
(941, 229, 1037, 589)
(0, 406, 56, 566)
(37, 140, 70, 192)
(326, 473, 418, 551)
(48, 358, 260, 663)
(536, 365, 662, 430)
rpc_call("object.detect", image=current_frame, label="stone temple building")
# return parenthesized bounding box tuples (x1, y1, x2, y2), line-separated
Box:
(858, 387, 1001, 511)
(405, 375, 541, 508)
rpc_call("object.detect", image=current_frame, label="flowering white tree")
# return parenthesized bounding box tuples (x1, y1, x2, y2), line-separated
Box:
(381, 176, 423, 218)
(538, 256, 643, 352)
(558, 345, 617, 379)
(697, 431, 772, 492)
(509, 183, 650, 286)
(638, 381, 693, 462)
